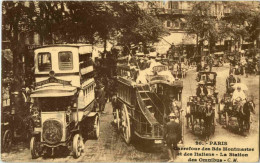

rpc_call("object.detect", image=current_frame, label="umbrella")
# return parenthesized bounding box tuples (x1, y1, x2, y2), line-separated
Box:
(232, 83, 248, 91)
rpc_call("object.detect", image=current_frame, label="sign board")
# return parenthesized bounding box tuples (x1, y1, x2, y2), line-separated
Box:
(26, 45, 41, 50)
(36, 77, 71, 87)
(153, 65, 168, 72)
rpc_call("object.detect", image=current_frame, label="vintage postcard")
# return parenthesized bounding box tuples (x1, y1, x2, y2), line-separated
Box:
(1, 1, 259, 162)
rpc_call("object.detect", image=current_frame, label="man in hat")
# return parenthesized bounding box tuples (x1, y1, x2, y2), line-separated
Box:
(226, 73, 236, 93)
(164, 113, 182, 162)
(180, 62, 187, 78)
(204, 100, 214, 141)
(196, 81, 208, 99)
(207, 54, 213, 72)
(96, 81, 107, 114)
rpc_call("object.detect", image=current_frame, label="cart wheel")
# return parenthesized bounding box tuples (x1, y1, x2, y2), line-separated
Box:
(116, 109, 120, 130)
(93, 115, 100, 139)
(121, 104, 131, 144)
(2, 129, 12, 152)
(30, 137, 40, 159)
(73, 134, 84, 158)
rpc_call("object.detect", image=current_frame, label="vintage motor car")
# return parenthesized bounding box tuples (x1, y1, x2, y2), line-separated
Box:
(29, 44, 100, 158)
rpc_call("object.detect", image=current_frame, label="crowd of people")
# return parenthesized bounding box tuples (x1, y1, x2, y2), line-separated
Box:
(229, 51, 259, 76)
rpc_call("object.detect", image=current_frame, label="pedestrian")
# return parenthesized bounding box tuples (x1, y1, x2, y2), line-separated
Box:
(164, 113, 182, 162)
(201, 59, 205, 71)
(96, 81, 107, 114)
(173, 62, 179, 79)
(204, 100, 214, 141)
(181, 62, 186, 78)
(208, 54, 213, 72)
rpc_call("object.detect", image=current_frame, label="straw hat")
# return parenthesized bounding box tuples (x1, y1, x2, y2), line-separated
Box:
(169, 113, 176, 119)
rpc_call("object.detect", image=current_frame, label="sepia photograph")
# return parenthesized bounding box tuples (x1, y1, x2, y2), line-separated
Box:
(1, 1, 259, 162)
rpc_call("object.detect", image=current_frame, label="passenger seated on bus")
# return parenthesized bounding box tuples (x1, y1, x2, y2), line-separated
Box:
(157, 70, 175, 83)
(136, 70, 148, 84)
(129, 55, 138, 67)
(138, 58, 145, 70)
(130, 67, 138, 81)
(171, 98, 181, 119)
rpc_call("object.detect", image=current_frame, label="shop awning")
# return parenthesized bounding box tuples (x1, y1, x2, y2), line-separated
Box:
(154, 32, 196, 54)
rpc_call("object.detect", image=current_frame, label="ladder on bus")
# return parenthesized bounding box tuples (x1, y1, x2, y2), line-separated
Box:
(136, 85, 164, 124)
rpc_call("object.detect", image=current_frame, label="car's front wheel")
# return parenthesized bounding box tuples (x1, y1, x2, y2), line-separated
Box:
(72, 134, 84, 158)
(30, 136, 41, 159)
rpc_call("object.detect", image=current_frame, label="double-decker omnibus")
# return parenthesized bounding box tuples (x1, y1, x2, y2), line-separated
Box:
(30, 44, 99, 158)
(113, 57, 183, 145)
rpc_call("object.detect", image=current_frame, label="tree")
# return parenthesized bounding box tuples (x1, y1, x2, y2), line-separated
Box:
(112, 2, 168, 55)
(65, 1, 167, 55)
(2, 2, 37, 86)
(186, 2, 219, 55)
(222, 2, 253, 51)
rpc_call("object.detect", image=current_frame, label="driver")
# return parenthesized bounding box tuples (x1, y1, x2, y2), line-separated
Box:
(226, 73, 237, 93)
(231, 86, 246, 105)
(196, 81, 208, 100)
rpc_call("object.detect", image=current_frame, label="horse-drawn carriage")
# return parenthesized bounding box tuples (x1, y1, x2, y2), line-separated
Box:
(218, 82, 255, 134)
(29, 44, 100, 158)
(186, 71, 218, 138)
(196, 71, 218, 99)
(112, 63, 184, 145)
(186, 96, 215, 136)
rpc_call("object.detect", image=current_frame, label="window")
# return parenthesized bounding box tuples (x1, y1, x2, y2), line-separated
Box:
(173, 21, 180, 28)
(38, 52, 52, 71)
(172, 2, 179, 9)
(37, 97, 72, 112)
(79, 55, 93, 69)
(166, 21, 171, 27)
(59, 51, 73, 70)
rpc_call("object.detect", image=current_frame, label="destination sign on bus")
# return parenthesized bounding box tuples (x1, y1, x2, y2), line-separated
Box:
(152, 65, 168, 72)
(35, 77, 71, 87)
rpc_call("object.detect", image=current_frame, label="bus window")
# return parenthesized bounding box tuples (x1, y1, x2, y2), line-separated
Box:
(59, 51, 73, 70)
(38, 52, 52, 71)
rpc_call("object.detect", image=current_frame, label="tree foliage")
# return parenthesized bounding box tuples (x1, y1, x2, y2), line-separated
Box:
(186, 1, 259, 52)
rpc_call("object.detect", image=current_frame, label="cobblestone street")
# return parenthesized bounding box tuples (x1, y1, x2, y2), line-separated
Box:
(1, 65, 259, 162)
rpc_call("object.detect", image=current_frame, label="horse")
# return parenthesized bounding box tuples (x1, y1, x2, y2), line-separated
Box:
(235, 99, 255, 133)
(242, 100, 255, 131)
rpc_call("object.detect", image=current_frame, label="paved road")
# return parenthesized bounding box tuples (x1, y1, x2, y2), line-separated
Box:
(1, 65, 259, 162)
